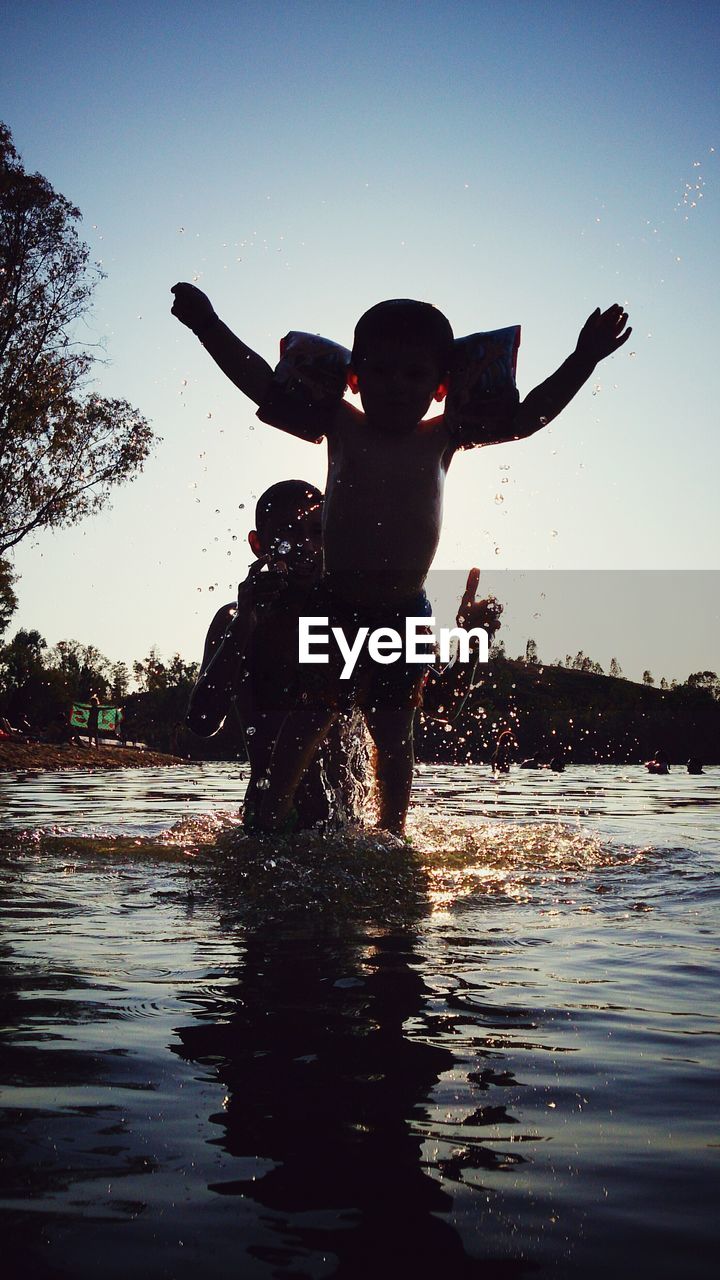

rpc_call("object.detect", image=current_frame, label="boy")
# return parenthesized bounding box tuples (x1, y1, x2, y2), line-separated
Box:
(172, 285, 630, 831)
(187, 479, 369, 830)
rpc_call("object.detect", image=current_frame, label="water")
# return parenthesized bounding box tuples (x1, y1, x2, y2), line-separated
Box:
(0, 763, 718, 1278)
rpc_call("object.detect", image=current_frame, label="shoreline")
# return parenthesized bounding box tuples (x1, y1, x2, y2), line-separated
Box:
(0, 741, 189, 773)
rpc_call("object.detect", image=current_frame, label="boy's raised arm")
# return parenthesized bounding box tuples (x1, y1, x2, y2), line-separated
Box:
(171, 282, 273, 406)
(466, 304, 631, 446)
(511, 304, 631, 440)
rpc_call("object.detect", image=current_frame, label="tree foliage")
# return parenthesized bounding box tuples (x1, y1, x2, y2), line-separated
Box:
(0, 554, 17, 637)
(0, 122, 155, 555)
(524, 637, 539, 665)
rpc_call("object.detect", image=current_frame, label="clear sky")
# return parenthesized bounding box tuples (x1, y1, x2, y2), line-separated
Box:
(3, 0, 718, 681)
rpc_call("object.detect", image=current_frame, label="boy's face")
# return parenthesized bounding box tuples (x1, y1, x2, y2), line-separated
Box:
(350, 339, 447, 431)
(253, 499, 323, 581)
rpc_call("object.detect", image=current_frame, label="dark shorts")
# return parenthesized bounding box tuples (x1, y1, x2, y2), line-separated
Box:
(301, 580, 433, 712)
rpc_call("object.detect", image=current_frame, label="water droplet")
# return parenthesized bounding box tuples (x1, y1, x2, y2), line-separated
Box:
(276, 540, 292, 555)
(208, 585, 215, 592)
(246, 726, 256, 736)
(551, 529, 558, 538)
(238, 503, 245, 509)
(494, 494, 504, 504)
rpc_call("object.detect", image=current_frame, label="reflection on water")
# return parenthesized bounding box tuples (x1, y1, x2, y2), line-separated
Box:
(0, 766, 718, 1277)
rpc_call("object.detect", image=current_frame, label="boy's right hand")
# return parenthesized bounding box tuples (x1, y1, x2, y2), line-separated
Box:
(575, 303, 631, 366)
(171, 282, 218, 337)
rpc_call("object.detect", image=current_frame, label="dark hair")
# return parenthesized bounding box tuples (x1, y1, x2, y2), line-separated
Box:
(351, 299, 454, 374)
(254, 480, 322, 538)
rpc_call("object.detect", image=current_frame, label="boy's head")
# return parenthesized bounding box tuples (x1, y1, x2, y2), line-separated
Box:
(349, 299, 454, 429)
(249, 480, 323, 579)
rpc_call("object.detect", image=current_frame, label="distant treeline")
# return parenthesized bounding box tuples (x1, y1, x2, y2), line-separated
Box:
(1, 626, 717, 764)
(416, 657, 720, 766)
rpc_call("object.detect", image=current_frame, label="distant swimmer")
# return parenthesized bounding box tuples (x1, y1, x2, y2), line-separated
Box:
(646, 749, 670, 775)
(687, 757, 704, 775)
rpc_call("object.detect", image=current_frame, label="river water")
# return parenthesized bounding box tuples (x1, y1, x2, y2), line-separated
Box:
(0, 763, 718, 1278)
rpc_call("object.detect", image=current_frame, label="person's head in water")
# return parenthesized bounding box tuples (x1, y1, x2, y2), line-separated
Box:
(249, 480, 323, 580)
(347, 299, 454, 432)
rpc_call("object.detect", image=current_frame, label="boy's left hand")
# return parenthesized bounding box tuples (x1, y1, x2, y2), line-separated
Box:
(575, 304, 632, 366)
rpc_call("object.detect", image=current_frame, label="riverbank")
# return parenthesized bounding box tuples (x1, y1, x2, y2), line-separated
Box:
(0, 740, 187, 773)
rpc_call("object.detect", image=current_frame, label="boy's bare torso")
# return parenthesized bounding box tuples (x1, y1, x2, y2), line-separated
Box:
(322, 400, 454, 607)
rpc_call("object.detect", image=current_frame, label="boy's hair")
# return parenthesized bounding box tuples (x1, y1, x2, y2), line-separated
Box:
(351, 299, 454, 375)
(254, 480, 322, 538)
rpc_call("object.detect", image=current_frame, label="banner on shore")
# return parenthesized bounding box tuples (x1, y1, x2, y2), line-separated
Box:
(69, 704, 124, 734)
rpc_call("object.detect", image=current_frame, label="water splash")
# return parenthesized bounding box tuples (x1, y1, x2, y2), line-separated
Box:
(2, 809, 637, 928)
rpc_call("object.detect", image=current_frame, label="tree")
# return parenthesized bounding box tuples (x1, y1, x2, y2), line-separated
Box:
(47, 638, 110, 699)
(642, 670, 655, 686)
(110, 660, 130, 701)
(0, 555, 17, 637)
(0, 626, 46, 686)
(609, 657, 623, 679)
(524, 637, 540, 665)
(685, 671, 719, 698)
(0, 122, 154, 555)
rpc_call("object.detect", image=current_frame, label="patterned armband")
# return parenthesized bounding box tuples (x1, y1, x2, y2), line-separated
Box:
(445, 326, 521, 444)
(256, 331, 351, 435)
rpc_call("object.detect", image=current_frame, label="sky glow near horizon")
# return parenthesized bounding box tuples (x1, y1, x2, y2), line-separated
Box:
(2, 0, 718, 682)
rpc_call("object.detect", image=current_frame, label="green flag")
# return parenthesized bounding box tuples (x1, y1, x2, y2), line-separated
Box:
(69, 704, 123, 734)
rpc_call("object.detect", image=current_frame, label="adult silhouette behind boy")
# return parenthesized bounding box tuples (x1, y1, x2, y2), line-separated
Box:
(172, 285, 630, 832)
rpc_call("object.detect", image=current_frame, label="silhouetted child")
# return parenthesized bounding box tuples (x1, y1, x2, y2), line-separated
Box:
(188, 480, 369, 829)
(172, 284, 630, 832)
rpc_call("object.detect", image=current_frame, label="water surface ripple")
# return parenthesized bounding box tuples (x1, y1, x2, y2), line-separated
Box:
(0, 764, 718, 1278)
